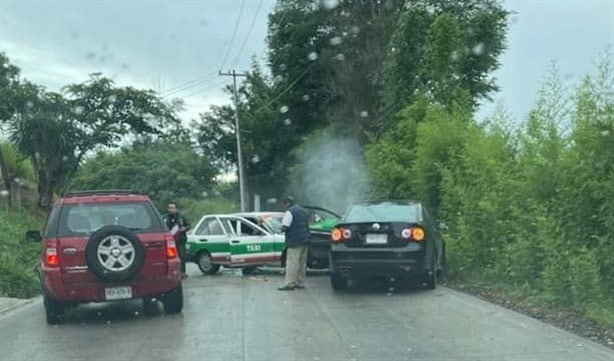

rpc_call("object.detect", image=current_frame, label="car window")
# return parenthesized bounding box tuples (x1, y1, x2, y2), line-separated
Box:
(58, 202, 163, 236)
(238, 220, 265, 237)
(344, 203, 421, 223)
(195, 217, 225, 236)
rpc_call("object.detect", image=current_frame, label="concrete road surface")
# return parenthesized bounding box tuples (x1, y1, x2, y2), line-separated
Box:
(1, 266, 613, 361)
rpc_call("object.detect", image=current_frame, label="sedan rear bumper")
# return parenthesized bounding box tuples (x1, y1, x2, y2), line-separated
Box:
(330, 248, 429, 279)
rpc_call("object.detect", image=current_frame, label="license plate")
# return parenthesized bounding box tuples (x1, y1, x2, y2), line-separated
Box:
(366, 234, 387, 244)
(105, 286, 132, 300)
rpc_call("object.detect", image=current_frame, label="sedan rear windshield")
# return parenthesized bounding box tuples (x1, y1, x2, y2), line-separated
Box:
(344, 203, 421, 223)
(57, 202, 164, 237)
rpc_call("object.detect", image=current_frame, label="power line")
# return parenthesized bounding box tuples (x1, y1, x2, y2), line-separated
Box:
(181, 78, 229, 99)
(253, 62, 316, 114)
(232, 0, 264, 66)
(161, 72, 218, 96)
(219, 0, 247, 71)
(163, 73, 220, 97)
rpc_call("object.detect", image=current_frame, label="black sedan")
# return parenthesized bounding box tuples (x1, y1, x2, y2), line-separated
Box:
(329, 201, 445, 290)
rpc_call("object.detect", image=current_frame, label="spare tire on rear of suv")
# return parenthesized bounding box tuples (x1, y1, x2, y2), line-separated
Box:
(86, 225, 145, 282)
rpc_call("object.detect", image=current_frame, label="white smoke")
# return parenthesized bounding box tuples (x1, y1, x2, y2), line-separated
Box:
(288, 129, 369, 214)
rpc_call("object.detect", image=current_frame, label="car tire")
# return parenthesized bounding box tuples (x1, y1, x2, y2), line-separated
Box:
(196, 251, 220, 275)
(85, 225, 145, 282)
(162, 283, 183, 315)
(241, 266, 258, 276)
(43, 291, 65, 325)
(330, 273, 348, 291)
(142, 297, 159, 316)
(423, 254, 437, 290)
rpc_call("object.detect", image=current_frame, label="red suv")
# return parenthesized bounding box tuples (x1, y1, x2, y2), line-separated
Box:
(25, 190, 183, 324)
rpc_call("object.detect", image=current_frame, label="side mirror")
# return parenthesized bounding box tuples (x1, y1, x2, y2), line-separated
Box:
(25, 230, 42, 243)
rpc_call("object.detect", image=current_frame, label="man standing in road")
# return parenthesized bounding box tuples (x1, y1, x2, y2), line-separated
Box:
(164, 201, 191, 279)
(278, 196, 310, 291)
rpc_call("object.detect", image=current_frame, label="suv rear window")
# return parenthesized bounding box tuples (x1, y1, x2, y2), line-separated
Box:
(57, 202, 164, 236)
(344, 203, 421, 223)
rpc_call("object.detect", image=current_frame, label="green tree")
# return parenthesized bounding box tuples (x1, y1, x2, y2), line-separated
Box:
(70, 140, 216, 208)
(381, 0, 508, 128)
(8, 74, 179, 209)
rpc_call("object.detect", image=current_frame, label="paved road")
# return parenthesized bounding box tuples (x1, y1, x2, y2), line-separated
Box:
(1, 265, 613, 361)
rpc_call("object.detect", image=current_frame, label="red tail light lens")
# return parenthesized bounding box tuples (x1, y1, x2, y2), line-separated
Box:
(165, 235, 178, 259)
(331, 228, 343, 242)
(45, 239, 59, 266)
(411, 227, 426, 242)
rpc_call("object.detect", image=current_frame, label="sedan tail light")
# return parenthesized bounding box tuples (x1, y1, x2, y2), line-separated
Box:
(45, 239, 59, 266)
(331, 227, 352, 243)
(165, 234, 178, 259)
(402, 227, 426, 242)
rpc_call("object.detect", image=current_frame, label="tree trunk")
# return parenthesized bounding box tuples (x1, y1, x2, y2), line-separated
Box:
(0, 146, 13, 207)
(37, 169, 54, 211)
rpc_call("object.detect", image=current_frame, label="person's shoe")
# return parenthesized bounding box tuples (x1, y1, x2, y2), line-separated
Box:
(277, 285, 295, 291)
(295, 285, 306, 289)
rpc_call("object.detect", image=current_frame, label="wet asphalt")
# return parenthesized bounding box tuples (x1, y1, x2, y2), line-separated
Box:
(1, 265, 613, 361)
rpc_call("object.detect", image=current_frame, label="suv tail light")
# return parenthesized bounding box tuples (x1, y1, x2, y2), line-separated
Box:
(45, 239, 59, 266)
(165, 234, 178, 259)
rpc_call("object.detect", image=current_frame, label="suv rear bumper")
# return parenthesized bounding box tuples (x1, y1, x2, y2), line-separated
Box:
(330, 247, 429, 279)
(41, 263, 180, 302)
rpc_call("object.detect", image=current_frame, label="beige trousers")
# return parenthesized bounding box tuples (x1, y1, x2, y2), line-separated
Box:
(284, 245, 309, 287)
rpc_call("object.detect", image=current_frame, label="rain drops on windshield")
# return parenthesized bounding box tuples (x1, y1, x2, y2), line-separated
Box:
(308, 52, 319, 61)
(283, 118, 292, 126)
(472, 42, 485, 56)
(330, 36, 343, 46)
(279, 105, 289, 114)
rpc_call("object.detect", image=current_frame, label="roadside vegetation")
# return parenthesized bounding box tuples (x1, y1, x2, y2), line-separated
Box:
(0, 0, 611, 335)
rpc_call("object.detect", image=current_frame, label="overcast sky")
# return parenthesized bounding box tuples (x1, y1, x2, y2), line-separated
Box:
(0, 0, 612, 123)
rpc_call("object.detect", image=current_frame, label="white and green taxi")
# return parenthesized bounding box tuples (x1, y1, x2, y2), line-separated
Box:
(186, 212, 287, 275)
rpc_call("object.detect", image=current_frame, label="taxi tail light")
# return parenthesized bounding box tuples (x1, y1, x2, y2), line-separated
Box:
(165, 234, 178, 259)
(45, 239, 59, 266)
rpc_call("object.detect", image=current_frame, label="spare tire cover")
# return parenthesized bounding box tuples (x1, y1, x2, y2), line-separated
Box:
(85, 225, 145, 282)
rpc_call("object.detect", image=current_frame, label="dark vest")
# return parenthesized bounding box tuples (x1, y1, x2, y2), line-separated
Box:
(285, 204, 310, 247)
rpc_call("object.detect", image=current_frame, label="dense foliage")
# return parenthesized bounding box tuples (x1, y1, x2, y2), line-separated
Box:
(367, 58, 614, 326)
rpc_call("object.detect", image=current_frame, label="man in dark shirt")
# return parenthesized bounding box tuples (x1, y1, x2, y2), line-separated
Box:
(164, 201, 190, 278)
(278, 196, 310, 291)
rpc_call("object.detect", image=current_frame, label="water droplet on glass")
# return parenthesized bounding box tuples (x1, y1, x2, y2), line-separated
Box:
(108, 95, 117, 104)
(151, 298, 157, 302)
(302, 94, 310, 101)
(283, 118, 292, 125)
(471, 43, 485, 56)
(25, 101, 34, 109)
(251, 155, 260, 163)
(273, 74, 284, 83)
(350, 26, 360, 35)
(601, 130, 610, 136)
(360, 110, 369, 118)
(330, 36, 342, 46)
(407, 348, 412, 352)
(320, 0, 340, 10)
(0, 190, 9, 198)
(97, 311, 102, 316)
(279, 64, 287, 71)
(34, 152, 40, 160)
(202, 191, 209, 197)
(342, 31, 348, 37)
(334, 54, 345, 61)
(62, 156, 69, 162)
(350, 345, 356, 349)
(308, 52, 319, 61)
(106, 320, 111, 325)
(73, 106, 85, 115)
(279, 105, 289, 114)
(267, 198, 278, 204)
(450, 50, 459, 61)
(134, 311, 140, 316)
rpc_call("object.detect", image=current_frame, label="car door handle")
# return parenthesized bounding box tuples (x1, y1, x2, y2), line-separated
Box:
(230, 240, 240, 244)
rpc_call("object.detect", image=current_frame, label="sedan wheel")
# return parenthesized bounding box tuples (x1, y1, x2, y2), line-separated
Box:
(197, 251, 220, 275)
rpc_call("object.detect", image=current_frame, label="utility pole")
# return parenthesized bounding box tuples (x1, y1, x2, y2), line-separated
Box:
(219, 70, 248, 211)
